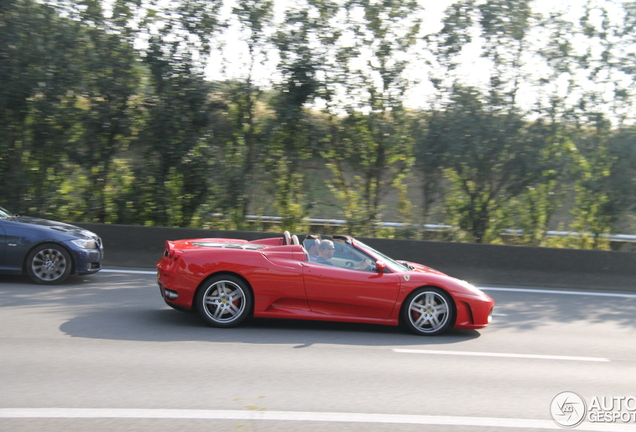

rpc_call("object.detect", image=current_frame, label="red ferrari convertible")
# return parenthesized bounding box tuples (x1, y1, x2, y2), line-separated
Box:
(156, 232, 494, 336)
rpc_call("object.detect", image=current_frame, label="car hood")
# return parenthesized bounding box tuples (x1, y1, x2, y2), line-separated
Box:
(403, 261, 449, 277)
(8, 216, 99, 239)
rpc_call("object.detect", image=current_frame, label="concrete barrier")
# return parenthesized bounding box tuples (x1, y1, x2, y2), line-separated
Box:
(76, 223, 280, 268)
(77, 223, 636, 292)
(358, 237, 636, 292)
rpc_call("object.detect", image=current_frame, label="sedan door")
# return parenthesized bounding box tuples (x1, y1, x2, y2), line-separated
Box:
(302, 261, 401, 319)
(0, 220, 33, 271)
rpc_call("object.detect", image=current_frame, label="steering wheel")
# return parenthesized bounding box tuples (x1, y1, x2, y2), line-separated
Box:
(356, 258, 374, 271)
(345, 261, 354, 268)
(283, 231, 292, 245)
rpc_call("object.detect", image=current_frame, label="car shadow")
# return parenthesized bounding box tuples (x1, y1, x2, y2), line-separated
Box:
(57, 306, 482, 347)
(55, 289, 636, 346)
(1, 272, 482, 346)
(3, 272, 636, 346)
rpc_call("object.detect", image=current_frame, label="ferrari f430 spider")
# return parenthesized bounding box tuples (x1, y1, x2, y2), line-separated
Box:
(156, 232, 494, 336)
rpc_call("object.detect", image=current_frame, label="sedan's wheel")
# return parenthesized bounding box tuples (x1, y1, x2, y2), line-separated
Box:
(196, 275, 253, 328)
(25, 243, 72, 285)
(402, 287, 455, 336)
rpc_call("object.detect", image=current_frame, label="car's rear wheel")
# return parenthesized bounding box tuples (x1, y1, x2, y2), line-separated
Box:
(402, 287, 455, 336)
(196, 275, 253, 328)
(25, 243, 72, 285)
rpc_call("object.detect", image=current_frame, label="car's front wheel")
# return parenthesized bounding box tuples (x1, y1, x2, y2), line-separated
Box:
(402, 287, 455, 336)
(25, 243, 72, 285)
(196, 275, 253, 328)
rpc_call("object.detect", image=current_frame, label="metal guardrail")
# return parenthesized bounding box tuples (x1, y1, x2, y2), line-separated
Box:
(501, 229, 636, 243)
(244, 215, 636, 243)
(244, 215, 452, 231)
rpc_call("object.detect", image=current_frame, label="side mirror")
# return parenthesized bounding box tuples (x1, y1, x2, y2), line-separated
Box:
(375, 260, 386, 272)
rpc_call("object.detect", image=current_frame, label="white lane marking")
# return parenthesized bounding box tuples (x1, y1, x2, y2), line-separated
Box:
(393, 349, 610, 363)
(492, 313, 508, 317)
(0, 408, 623, 431)
(101, 269, 156, 275)
(479, 286, 636, 299)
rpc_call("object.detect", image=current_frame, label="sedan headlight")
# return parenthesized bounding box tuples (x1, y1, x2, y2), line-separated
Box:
(71, 238, 97, 249)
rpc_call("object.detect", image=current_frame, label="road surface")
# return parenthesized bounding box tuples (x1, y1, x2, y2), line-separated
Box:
(1, 270, 635, 431)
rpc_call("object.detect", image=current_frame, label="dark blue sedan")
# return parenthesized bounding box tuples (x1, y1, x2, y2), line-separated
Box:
(0, 206, 103, 284)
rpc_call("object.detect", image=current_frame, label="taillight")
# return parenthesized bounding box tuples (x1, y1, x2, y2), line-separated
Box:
(163, 243, 182, 261)
(164, 241, 178, 260)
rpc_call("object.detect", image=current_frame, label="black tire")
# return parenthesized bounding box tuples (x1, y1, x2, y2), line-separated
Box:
(25, 243, 72, 285)
(195, 275, 253, 328)
(402, 287, 455, 336)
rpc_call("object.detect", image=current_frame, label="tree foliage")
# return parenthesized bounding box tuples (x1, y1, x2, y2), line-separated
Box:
(1, 0, 636, 250)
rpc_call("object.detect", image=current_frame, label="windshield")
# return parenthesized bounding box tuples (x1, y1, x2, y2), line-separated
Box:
(0, 206, 11, 219)
(353, 239, 410, 271)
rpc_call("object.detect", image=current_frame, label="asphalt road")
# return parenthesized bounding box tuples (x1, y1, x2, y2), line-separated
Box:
(1, 270, 636, 432)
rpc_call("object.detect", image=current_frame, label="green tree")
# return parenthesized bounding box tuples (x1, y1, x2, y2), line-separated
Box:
(127, 0, 223, 226)
(604, 128, 636, 235)
(219, 0, 274, 228)
(477, 0, 534, 111)
(506, 127, 579, 246)
(429, 86, 548, 243)
(556, 1, 636, 247)
(0, 0, 82, 211)
(425, 0, 581, 244)
(576, 1, 634, 126)
(62, 0, 141, 223)
(132, 46, 215, 227)
(267, 0, 338, 231)
(566, 115, 636, 249)
(411, 111, 447, 237)
(323, 0, 420, 236)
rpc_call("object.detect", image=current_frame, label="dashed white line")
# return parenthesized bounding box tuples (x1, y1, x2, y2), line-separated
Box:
(1, 408, 629, 431)
(393, 349, 610, 362)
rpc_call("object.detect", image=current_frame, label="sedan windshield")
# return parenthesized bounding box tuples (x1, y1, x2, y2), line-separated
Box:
(353, 239, 410, 271)
(0, 206, 11, 219)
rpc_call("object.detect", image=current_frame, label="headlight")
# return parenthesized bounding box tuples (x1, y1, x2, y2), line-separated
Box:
(459, 280, 484, 295)
(71, 238, 97, 249)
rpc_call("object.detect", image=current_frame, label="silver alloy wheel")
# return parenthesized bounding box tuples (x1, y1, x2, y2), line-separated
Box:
(30, 247, 69, 283)
(201, 280, 247, 324)
(408, 290, 450, 334)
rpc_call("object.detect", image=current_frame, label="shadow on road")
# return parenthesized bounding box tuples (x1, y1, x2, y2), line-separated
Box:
(0, 272, 482, 346)
(57, 305, 483, 347)
(2, 272, 636, 346)
(485, 290, 636, 332)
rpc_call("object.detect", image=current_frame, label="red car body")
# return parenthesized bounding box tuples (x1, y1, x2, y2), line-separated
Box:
(156, 233, 494, 335)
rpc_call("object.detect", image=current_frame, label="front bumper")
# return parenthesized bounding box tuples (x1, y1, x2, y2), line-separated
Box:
(453, 292, 495, 329)
(68, 243, 103, 275)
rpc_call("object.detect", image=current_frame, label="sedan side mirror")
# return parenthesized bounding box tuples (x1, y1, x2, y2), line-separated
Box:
(375, 260, 386, 272)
